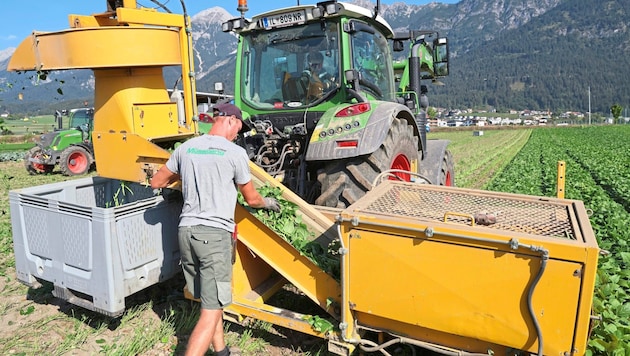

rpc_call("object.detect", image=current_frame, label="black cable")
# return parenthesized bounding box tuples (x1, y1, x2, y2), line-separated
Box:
(528, 250, 549, 356)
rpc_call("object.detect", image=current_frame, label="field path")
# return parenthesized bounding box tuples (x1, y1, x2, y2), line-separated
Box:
(428, 128, 531, 189)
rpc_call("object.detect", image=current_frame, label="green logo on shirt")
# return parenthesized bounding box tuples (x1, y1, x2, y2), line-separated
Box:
(187, 147, 226, 156)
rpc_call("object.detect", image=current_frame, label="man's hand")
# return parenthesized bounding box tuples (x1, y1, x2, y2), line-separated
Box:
(263, 197, 281, 212)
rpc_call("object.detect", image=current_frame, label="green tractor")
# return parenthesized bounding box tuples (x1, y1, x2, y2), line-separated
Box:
(24, 108, 95, 176)
(222, 0, 454, 208)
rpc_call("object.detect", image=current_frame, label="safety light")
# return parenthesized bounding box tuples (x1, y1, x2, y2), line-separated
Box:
(222, 18, 248, 32)
(237, 0, 248, 14)
(335, 103, 371, 117)
(325, 3, 340, 15)
(336, 140, 358, 148)
(314, 1, 341, 17)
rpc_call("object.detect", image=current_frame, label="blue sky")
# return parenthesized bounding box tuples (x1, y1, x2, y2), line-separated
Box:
(1, 0, 458, 50)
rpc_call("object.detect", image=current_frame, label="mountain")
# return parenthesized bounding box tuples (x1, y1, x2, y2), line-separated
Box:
(0, 0, 626, 115)
(170, 7, 238, 93)
(435, 0, 630, 113)
(0, 48, 14, 64)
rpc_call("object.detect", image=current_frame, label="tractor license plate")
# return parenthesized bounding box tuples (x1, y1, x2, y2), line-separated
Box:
(262, 10, 306, 29)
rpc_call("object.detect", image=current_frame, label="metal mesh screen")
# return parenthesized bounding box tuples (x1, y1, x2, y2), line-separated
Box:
(352, 183, 577, 240)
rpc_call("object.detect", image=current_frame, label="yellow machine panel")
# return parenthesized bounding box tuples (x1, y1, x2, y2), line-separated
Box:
(132, 103, 179, 139)
(338, 181, 598, 355)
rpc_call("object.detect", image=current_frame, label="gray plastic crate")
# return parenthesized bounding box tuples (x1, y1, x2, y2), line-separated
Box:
(9, 176, 183, 316)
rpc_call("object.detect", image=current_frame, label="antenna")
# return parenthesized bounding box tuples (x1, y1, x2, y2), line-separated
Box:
(373, 0, 381, 18)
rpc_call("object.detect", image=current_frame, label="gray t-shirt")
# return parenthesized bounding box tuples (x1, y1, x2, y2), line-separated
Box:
(166, 134, 251, 232)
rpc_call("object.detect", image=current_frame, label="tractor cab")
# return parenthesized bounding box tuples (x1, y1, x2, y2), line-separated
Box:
(228, 3, 398, 112)
(68, 108, 95, 140)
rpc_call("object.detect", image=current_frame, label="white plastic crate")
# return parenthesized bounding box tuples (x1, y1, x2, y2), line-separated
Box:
(9, 177, 183, 316)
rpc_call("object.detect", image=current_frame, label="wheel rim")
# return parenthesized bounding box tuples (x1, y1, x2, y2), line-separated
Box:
(390, 154, 411, 181)
(29, 150, 53, 173)
(32, 159, 48, 172)
(444, 170, 453, 186)
(67, 151, 88, 174)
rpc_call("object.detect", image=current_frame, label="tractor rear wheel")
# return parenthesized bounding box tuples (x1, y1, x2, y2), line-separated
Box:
(24, 147, 54, 174)
(60, 146, 93, 176)
(315, 117, 419, 208)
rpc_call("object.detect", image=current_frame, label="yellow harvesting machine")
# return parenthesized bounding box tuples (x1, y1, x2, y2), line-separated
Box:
(233, 166, 599, 355)
(7, 1, 599, 355)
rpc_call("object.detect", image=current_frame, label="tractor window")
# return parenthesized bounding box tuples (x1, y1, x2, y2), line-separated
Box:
(240, 22, 340, 108)
(69, 109, 93, 129)
(350, 24, 395, 101)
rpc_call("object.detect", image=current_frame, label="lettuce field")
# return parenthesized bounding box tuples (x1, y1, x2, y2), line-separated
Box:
(486, 126, 630, 355)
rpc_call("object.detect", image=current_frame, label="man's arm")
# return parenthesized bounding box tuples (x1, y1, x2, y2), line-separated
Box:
(150, 165, 180, 189)
(238, 181, 280, 212)
(238, 181, 265, 207)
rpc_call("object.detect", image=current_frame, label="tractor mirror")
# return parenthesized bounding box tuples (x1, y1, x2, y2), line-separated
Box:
(433, 37, 449, 77)
(435, 62, 449, 77)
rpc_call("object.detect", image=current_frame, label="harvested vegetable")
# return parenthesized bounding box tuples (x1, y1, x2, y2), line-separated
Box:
(239, 185, 340, 281)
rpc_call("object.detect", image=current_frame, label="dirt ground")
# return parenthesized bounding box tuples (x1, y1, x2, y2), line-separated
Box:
(0, 268, 330, 355)
(0, 158, 333, 355)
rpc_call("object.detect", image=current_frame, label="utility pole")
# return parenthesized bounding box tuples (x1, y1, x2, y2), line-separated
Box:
(588, 86, 591, 125)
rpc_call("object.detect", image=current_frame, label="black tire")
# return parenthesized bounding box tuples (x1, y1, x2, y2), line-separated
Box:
(439, 150, 455, 186)
(60, 146, 93, 176)
(315, 117, 419, 208)
(24, 147, 54, 174)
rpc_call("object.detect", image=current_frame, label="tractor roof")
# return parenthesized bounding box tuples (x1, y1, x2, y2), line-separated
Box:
(241, 2, 395, 39)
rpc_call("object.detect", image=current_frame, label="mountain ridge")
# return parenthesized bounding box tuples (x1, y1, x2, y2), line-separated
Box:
(0, 0, 625, 115)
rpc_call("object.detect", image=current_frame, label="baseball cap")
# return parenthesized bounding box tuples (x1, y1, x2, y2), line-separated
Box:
(213, 103, 243, 121)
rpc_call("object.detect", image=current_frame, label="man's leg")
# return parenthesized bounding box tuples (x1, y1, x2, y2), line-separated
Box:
(212, 312, 227, 354)
(185, 226, 233, 355)
(185, 308, 223, 356)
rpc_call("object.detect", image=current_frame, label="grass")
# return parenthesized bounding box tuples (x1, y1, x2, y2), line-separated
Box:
(1, 115, 59, 135)
(0, 142, 35, 151)
(0, 128, 526, 355)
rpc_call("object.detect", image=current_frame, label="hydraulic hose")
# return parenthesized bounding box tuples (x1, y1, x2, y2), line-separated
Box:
(527, 248, 549, 356)
(371, 169, 434, 187)
(347, 88, 366, 103)
(358, 335, 490, 356)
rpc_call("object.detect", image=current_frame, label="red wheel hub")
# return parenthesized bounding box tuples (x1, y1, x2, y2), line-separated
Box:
(32, 162, 47, 172)
(390, 154, 411, 181)
(32, 152, 49, 172)
(68, 151, 88, 173)
(444, 170, 453, 186)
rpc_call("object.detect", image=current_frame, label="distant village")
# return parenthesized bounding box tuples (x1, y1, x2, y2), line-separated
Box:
(429, 108, 626, 127)
(2, 107, 627, 127)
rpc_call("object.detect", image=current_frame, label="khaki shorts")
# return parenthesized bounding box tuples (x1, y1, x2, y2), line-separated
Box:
(178, 225, 233, 310)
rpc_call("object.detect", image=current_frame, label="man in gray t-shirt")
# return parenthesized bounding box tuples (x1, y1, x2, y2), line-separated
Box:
(151, 103, 279, 356)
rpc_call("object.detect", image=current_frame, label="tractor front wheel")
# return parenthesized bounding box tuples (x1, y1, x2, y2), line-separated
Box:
(60, 146, 93, 176)
(315, 117, 419, 208)
(24, 147, 54, 174)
